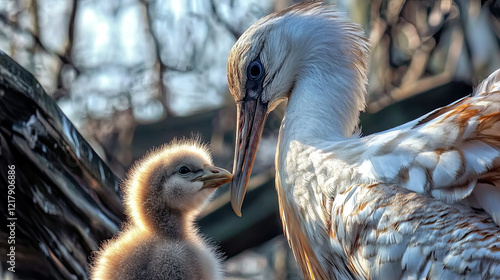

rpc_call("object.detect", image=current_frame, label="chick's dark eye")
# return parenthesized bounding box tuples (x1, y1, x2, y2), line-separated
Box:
(178, 166, 190, 175)
(248, 61, 263, 80)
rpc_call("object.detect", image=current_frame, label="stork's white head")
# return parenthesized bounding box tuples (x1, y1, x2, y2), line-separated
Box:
(124, 139, 232, 230)
(227, 2, 369, 216)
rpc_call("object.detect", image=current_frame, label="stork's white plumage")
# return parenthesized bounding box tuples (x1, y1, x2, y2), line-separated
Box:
(227, 2, 500, 279)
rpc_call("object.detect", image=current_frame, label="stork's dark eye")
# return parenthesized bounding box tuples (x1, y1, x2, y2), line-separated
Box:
(178, 166, 190, 175)
(248, 61, 263, 80)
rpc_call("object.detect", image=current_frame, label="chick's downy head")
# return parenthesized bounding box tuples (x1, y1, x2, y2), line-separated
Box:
(124, 139, 232, 228)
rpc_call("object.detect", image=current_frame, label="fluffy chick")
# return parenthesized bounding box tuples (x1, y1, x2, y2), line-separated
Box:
(91, 139, 232, 280)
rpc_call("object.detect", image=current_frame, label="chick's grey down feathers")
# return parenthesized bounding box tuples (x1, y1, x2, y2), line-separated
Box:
(91, 139, 231, 280)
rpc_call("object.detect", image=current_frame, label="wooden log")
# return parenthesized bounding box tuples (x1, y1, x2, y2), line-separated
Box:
(0, 51, 124, 280)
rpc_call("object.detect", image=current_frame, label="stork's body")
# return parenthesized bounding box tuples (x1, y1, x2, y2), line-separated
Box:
(227, 3, 500, 279)
(277, 84, 500, 278)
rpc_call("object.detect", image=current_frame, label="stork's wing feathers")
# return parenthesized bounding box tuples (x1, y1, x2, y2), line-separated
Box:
(473, 69, 500, 97)
(290, 71, 500, 279)
(329, 183, 500, 279)
(352, 69, 500, 224)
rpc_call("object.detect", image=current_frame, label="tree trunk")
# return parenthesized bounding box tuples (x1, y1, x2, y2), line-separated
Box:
(0, 51, 124, 280)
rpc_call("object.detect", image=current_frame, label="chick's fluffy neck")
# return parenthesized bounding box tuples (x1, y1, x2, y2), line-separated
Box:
(142, 206, 198, 240)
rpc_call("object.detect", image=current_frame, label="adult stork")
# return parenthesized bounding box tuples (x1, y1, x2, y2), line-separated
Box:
(227, 2, 500, 279)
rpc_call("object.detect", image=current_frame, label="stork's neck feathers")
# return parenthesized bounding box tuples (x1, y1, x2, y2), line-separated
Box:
(279, 8, 369, 142)
(274, 9, 371, 277)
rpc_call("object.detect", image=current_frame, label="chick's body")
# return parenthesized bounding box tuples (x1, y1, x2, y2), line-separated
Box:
(95, 228, 214, 280)
(91, 140, 231, 280)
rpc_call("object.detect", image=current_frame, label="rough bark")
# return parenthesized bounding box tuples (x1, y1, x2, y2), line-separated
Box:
(0, 51, 124, 280)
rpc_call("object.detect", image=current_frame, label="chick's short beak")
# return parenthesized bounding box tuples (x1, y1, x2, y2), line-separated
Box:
(193, 165, 233, 189)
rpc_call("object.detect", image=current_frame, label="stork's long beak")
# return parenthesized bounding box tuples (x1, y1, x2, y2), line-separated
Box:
(231, 97, 269, 216)
(193, 165, 233, 189)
